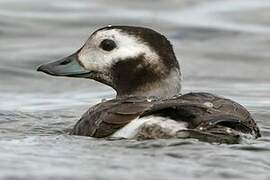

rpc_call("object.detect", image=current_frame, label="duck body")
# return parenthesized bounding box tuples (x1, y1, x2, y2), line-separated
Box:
(37, 25, 261, 143)
(72, 92, 260, 143)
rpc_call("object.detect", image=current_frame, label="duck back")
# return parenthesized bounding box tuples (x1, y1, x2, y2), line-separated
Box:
(72, 92, 260, 143)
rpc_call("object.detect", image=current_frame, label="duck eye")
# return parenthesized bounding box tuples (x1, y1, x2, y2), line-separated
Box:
(99, 39, 116, 51)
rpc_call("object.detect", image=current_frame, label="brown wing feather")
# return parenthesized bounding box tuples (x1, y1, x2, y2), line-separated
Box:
(180, 93, 260, 137)
(72, 97, 153, 137)
(142, 92, 260, 138)
(72, 93, 261, 140)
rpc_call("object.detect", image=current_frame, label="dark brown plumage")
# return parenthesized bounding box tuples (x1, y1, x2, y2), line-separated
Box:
(72, 92, 260, 143)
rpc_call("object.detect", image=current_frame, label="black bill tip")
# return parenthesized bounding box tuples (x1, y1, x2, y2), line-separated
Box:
(36, 52, 92, 78)
(37, 64, 46, 72)
(36, 64, 56, 76)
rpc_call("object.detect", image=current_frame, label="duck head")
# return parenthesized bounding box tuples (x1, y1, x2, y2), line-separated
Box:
(37, 26, 182, 98)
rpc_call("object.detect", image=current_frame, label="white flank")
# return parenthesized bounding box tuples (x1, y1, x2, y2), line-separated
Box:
(111, 115, 187, 139)
(111, 117, 151, 139)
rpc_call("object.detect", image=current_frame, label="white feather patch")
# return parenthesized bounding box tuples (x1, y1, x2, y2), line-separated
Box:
(78, 29, 160, 72)
(111, 115, 187, 139)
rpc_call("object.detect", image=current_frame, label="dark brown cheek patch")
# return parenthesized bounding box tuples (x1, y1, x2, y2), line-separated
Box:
(111, 54, 165, 94)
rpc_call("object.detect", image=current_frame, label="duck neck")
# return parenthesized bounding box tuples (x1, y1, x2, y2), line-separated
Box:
(115, 68, 182, 99)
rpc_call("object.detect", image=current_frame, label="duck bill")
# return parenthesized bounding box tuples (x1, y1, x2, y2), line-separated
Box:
(37, 52, 91, 78)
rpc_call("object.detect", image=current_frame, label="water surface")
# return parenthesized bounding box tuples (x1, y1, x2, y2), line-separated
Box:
(0, 0, 270, 179)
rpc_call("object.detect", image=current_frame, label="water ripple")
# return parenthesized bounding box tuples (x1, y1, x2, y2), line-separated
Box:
(0, 0, 270, 179)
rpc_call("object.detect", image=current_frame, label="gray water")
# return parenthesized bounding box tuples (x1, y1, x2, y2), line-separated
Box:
(0, 0, 270, 179)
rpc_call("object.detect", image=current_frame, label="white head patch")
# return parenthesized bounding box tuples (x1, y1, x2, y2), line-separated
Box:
(78, 29, 160, 72)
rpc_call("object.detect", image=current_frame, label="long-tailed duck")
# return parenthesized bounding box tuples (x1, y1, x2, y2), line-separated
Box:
(37, 26, 261, 143)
